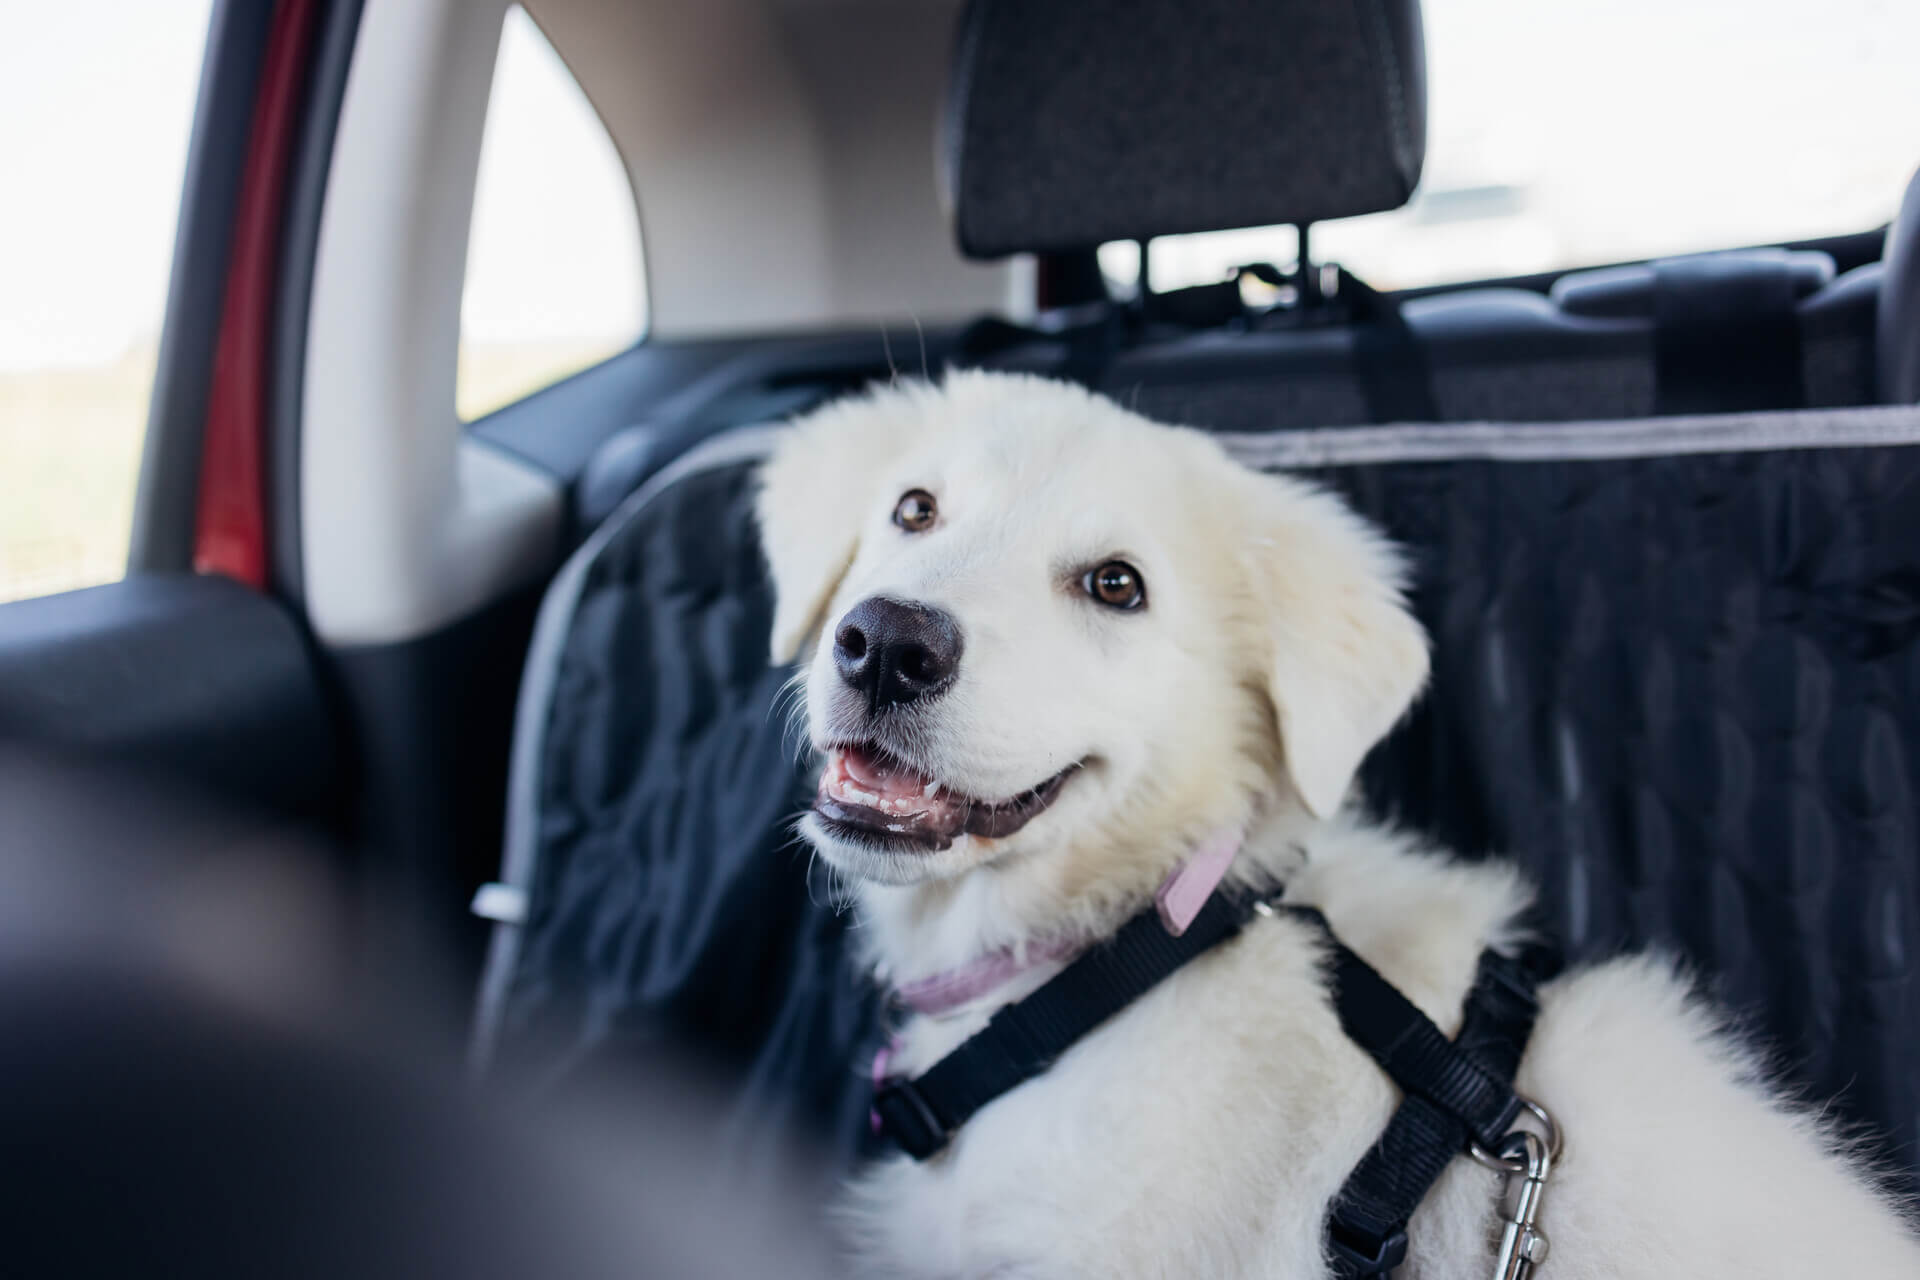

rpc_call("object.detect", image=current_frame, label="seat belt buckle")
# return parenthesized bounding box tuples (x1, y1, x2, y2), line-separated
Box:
(872, 1079, 950, 1161)
(1326, 1222, 1409, 1276)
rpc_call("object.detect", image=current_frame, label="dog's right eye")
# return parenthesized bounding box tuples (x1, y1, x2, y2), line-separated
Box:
(893, 489, 938, 532)
(1085, 560, 1147, 610)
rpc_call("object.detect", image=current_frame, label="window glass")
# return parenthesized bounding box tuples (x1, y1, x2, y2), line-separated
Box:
(457, 6, 646, 422)
(1130, 0, 1920, 293)
(0, 1, 212, 603)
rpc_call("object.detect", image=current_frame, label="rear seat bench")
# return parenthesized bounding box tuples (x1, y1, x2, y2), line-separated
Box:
(474, 0, 1920, 1204)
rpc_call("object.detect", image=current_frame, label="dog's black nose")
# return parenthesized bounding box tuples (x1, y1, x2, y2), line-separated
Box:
(834, 597, 963, 709)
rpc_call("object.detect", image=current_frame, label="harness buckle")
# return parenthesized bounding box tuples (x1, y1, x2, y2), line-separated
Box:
(871, 1079, 949, 1160)
(1326, 1223, 1408, 1277)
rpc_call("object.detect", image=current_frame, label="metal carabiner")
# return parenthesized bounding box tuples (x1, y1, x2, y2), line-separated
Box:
(1470, 1096, 1561, 1280)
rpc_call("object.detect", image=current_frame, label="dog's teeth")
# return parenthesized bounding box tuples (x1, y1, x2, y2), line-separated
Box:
(920, 778, 939, 799)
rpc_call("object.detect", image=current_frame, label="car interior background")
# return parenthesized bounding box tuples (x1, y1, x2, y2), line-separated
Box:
(2, 0, 1919, 1248)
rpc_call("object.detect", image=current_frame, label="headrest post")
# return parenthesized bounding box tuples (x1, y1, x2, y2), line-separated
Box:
(1296, 222, 1321, 310)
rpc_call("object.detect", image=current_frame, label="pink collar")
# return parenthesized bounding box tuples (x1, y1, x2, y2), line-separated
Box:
(886, 826, 1243, 1017)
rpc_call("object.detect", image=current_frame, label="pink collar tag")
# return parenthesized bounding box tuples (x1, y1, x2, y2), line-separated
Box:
(1154, 826, 1243, 936)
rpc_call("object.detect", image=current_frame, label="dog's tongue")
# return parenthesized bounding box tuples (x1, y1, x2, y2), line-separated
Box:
(820, 743, 975, 840)
(840, 743, 932, 800)
(817, 743, 1071, 845)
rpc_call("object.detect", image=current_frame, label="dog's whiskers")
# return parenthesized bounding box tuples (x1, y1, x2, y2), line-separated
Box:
(770, 671, 816, 756)
(786, 814, 864, 915)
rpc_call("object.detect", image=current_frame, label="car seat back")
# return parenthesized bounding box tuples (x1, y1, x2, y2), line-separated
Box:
(474, 0, 1920, 1200)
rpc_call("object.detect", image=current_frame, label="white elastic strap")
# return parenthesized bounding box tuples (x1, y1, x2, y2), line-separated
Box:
(470, 882, 528, 926)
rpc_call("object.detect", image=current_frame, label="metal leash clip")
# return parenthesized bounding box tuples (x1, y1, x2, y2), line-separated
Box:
(1469, 1096, 1561, 1280)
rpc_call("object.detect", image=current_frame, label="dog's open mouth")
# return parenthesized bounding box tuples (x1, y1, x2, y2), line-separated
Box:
(813, 742, 1078, 851)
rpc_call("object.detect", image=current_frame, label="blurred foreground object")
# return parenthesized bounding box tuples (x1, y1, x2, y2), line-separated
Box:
(0, 749, 834, 1279)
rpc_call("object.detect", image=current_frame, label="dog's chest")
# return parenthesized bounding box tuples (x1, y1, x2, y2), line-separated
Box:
(845, 920, 1415, 1278)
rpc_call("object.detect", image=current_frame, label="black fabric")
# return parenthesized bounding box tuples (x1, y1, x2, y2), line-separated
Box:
(1544, 250, 1835, 416)
(1335, 443, 1920, 1196)
(1036, 250, 1113, 310)
(947, 0, 1426, 257)
(1308, 915, 1523, 1150)
(1324, 937, 1554, 1274)
(1652, 254, 1809, 414)
(1879, 164, 1920, 403)
(875, 889, 1547, 1278)
(1092, 257, 1862, 429)
(879, 898, 1547, 1280)
(1039, 250, 1849, 433)
(1343, 271, 1441, 423)
(876, 889, 1265, 1158)
(1799, 265, 1883, 409)
(485, 463, 886, 1175)
(484, 429, 1920, 1200)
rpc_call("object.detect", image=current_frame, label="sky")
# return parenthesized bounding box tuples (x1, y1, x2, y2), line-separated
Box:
(3, 0, 1920, 371)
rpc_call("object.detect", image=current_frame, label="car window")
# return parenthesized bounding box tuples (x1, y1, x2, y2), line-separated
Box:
(1124, 0, 1920, 293)
(457, 6, 646, 422)
(0, 1, 213, 604)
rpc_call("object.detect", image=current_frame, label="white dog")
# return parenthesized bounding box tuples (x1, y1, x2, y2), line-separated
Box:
(755, 371, 1920, 1278)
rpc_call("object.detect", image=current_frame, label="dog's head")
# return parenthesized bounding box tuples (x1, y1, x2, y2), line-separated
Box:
(757, 372, 1427, 901)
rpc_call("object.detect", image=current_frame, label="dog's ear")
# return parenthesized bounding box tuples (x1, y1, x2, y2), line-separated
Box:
(1243, 473, 1430, 819)
(756, 396, 913, 665)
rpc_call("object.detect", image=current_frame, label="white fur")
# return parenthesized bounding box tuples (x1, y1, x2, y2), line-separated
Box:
(756, 372, 1920, 1278)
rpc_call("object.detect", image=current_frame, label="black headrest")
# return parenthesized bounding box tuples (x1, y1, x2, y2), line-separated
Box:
(945, 0, 1427, 259)
(1879, 163, 1920, 403)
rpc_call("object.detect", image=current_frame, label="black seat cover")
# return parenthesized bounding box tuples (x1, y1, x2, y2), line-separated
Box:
(477, 407, 1920, 1199)
(476, 447, 887, 1175)
(1879, 164, 1920, 404)
(474, 0, 1920, 1208)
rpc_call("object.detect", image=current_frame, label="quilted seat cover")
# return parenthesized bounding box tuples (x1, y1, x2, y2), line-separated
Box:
(476, 406, 1920, 1194)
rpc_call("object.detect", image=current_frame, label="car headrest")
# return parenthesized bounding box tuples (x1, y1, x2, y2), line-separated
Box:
(945, 0, 1427, 259)
(1879, 163, 1920, 403)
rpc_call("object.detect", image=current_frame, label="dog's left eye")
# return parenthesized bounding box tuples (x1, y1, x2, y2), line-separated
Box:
(893, 489, 938, 532)
(1085, 561, 1146, 610)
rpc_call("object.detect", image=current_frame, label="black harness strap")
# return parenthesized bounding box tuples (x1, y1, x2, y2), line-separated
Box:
(1317, 928, 1557, 1276)
(872, 891, 1553, 1277)
(1303, 910, 1526, 1152)
(872, 888, 1256, 1159)
(1340, 268, 1441, 425)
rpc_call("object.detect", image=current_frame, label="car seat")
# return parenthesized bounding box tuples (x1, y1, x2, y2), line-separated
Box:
(473, 0, 1920, 1197)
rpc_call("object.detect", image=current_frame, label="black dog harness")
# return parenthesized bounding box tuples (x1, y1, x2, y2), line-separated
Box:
(872, 887, 1561, 1277)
